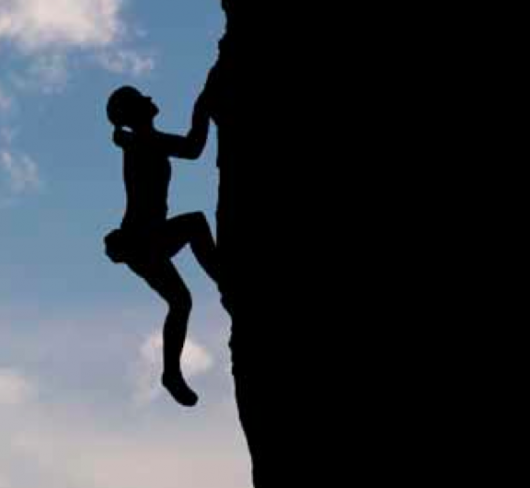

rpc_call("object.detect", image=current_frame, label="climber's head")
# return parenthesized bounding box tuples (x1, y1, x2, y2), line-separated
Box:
(107, 86, 159, 130)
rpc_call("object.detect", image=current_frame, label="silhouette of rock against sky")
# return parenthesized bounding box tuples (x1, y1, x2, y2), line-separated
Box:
(209, 3, 490, 486)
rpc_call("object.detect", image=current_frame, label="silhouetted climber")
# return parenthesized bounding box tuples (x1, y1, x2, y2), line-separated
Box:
(103, 85, 217, 407)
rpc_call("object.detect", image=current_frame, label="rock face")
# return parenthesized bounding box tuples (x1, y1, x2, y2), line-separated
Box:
(207, 3, 476, 486)
(208, 2, 295, 486)
(208, 1, 253, 485)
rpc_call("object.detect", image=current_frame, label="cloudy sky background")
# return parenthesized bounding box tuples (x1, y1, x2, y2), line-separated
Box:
(0, 1, 250, 487)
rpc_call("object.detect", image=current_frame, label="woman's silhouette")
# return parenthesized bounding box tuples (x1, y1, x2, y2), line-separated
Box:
(104, 85, 216, 406)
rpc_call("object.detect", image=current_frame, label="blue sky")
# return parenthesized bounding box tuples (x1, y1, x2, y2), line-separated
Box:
(0, 1, 250, 487)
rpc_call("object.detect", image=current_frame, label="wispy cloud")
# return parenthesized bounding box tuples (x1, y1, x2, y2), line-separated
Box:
(12, 54, 69, 94)
(0, 473, 11, 488)
(1, 401, 249, 488)
(0, 368, 36, 407)
(0, 0, 154, 205)
(0, 0, 155, 80)
(0, 149, 41, 195)
(0, 305, 247, 488)
(97, 48, 156, 77)
(0, 125, 42, 205)
(0, 0, 124, 53)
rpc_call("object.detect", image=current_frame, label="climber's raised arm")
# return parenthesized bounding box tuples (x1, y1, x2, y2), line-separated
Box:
(155, 92, 210, 160)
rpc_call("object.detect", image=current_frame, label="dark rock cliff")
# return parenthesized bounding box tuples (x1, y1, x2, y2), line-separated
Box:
(207, 2, 490, 486)
(208, 2, 304, 486)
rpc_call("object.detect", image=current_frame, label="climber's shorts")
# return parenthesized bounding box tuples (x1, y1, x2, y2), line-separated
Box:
(104, 228, 162, 264)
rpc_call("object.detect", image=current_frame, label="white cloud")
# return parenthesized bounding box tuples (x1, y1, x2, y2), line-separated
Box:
(0, 0, 154, 86)
(0, 0, 154, 204)
(0, 368, 35, 406)
(0, 309, 248, 488)
(183, 337, 215, 377)
(0, 150, 41, 194)
(0, 0, 124, 53)
(0, 472, 12, 488)
(1, 405, 249, 488)
(0, 0, 153, 206)
(134, 331, 214, 406)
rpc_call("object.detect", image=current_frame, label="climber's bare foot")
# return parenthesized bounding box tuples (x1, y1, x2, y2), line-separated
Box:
(162, 372, 198, 407)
